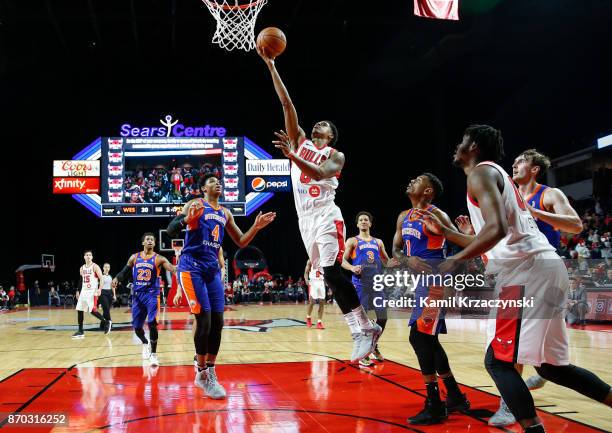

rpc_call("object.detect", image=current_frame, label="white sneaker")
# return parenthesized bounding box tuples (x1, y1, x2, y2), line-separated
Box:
(142, 343, 151, 360)
(359, 356, 374, 367)
(350, 333, 361, 362)
(525, 374, 547, 390)
(353, 322, 382, 362)
(194, 369, 207, 391)
(149, 353, 160, 366)
(205, 366, 227, 400)
(488, 398, 516, 426)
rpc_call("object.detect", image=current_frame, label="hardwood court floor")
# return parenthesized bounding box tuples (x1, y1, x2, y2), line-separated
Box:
(0, 304, 610, 432)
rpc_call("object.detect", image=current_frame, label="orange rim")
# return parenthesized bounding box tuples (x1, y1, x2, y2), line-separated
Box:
(204, 0, 266, 11)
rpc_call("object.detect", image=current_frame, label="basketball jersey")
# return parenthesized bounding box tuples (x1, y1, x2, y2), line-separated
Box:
(401, 205, 445, 259)
(80, 264, 99, 292)
(523, 184, 561, 249)
(132, 252, 160, 293)
(182, 199, 226, 264)
(466, 162, 554, 273)
(350, 237, 383, 285)
(309, 267, 324, 283)
(290, 139, 340, 216)
(100, 275, 112, 291)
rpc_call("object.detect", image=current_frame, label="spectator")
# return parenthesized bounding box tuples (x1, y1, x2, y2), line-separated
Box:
(7, 286, 16, 309)
(599, 269, 612, 286)
(225, 283, 234, 305)
(566, 278, 588, 325)
(0, 286, 9, 310)
(575, 240, 591, 274)
(261, 286, 272, 304)
(48, 281, 60, 307)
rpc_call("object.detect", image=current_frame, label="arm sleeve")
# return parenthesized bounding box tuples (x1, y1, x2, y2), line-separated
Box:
(167, 215, 186, 238)
(115, 265, 132, 284)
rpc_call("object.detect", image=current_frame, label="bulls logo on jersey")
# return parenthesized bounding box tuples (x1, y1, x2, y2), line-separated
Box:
(308, 185, 321, 198)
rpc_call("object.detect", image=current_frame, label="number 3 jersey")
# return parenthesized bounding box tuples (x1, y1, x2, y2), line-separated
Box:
(290, 139, 340, 217)
(181, 199, 226, 265)
(132, 253, 160, 294)
(466, 161, 554, 274)
(350, 237, 383, 287)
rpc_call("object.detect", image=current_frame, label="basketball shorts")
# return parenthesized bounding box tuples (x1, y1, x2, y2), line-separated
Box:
(354, 280, 386, 314)
(132, 291, 160, 328)
(177, 253, 224, 314)
(298, 204, 345, 269)
(487, 251, 569, 366)
(76, 289, 98, 313)
(309, 279, 326, 300)
(408, 283, 447, 335)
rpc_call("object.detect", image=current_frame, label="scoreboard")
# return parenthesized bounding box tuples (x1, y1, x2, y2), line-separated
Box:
(99, 136, 246, 217)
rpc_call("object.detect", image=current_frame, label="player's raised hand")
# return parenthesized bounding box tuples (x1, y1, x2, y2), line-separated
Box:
(273, 130, 293, 157)
(413, 209, 445, 236)
(256, 45, 275, 66)
(352, 265, 362, 275)
(185, 200, 204, 229)
(455, 215, 475, 235)
(254, 211, 277, 230)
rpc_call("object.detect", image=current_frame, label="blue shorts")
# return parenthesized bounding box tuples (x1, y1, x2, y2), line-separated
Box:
(177, 253, 224, 314)
(354, 280, 386, 313)
(132, 291, 160, 329)
(409, 283, 447, 335)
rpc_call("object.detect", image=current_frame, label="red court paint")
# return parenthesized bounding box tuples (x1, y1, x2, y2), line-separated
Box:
(0, 361, 606, 432)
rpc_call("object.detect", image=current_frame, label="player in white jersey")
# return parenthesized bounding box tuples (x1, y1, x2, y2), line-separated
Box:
(72, 250, 107, 339)
(304, 259, 326, 329)
(418, 125, 611, 433)
(258, 47, 381, 362)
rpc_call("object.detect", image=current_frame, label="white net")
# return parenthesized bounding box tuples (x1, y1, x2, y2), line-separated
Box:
(202, 0, 268, 52)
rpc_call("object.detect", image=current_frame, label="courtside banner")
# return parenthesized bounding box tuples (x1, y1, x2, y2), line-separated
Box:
(53, 160, 101, 177)
(53, 177, 100, 194)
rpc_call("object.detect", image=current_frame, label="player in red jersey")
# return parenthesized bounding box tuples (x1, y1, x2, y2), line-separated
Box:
(258, 47, 382, 362)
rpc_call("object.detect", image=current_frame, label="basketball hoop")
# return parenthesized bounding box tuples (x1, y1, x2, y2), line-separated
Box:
(201, 0, 268, 51)
(171, 239, 184, 258)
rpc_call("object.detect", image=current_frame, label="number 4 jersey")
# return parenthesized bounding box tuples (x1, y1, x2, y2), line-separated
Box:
(466, 161, 554, 273)
(181, 199, 226, 265)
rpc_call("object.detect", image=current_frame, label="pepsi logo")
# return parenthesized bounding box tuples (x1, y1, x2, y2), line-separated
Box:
(251, 177, 266, 192)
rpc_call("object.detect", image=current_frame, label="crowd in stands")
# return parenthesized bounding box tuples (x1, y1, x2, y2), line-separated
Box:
(123, 163, 222, 204)
(224, 275, 334, 305)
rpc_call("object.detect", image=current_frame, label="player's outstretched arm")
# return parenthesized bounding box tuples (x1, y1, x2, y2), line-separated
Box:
(219, 248, 226, 282)
(257, 46, 305, 150)
(341, 238, 361, 274)
(224, 209, 277, 248)
(274, 131, 345, 181)
(112, 254, 136, 288)
(530, 188, 582, 233)
(450, 166, 508, 261)
(157, 255, 176, 274)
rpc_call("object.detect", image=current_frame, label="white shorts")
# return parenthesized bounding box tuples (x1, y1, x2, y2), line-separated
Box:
(76, 290, 98, 313)
(487, 251, 569, 366)
(309, 279, 326, 300)
(298, 204, 345, 270)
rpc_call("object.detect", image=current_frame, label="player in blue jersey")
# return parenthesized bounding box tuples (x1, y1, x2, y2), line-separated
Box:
(167, 174, 275, 399)
(392, 173, 470, 426)
(477, 148, 584, 427)
(112, 233, 176, 367)
(342, 211, 398, 366)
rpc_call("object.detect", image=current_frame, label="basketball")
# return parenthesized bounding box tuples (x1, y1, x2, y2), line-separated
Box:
(257, 27, 286, 58)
